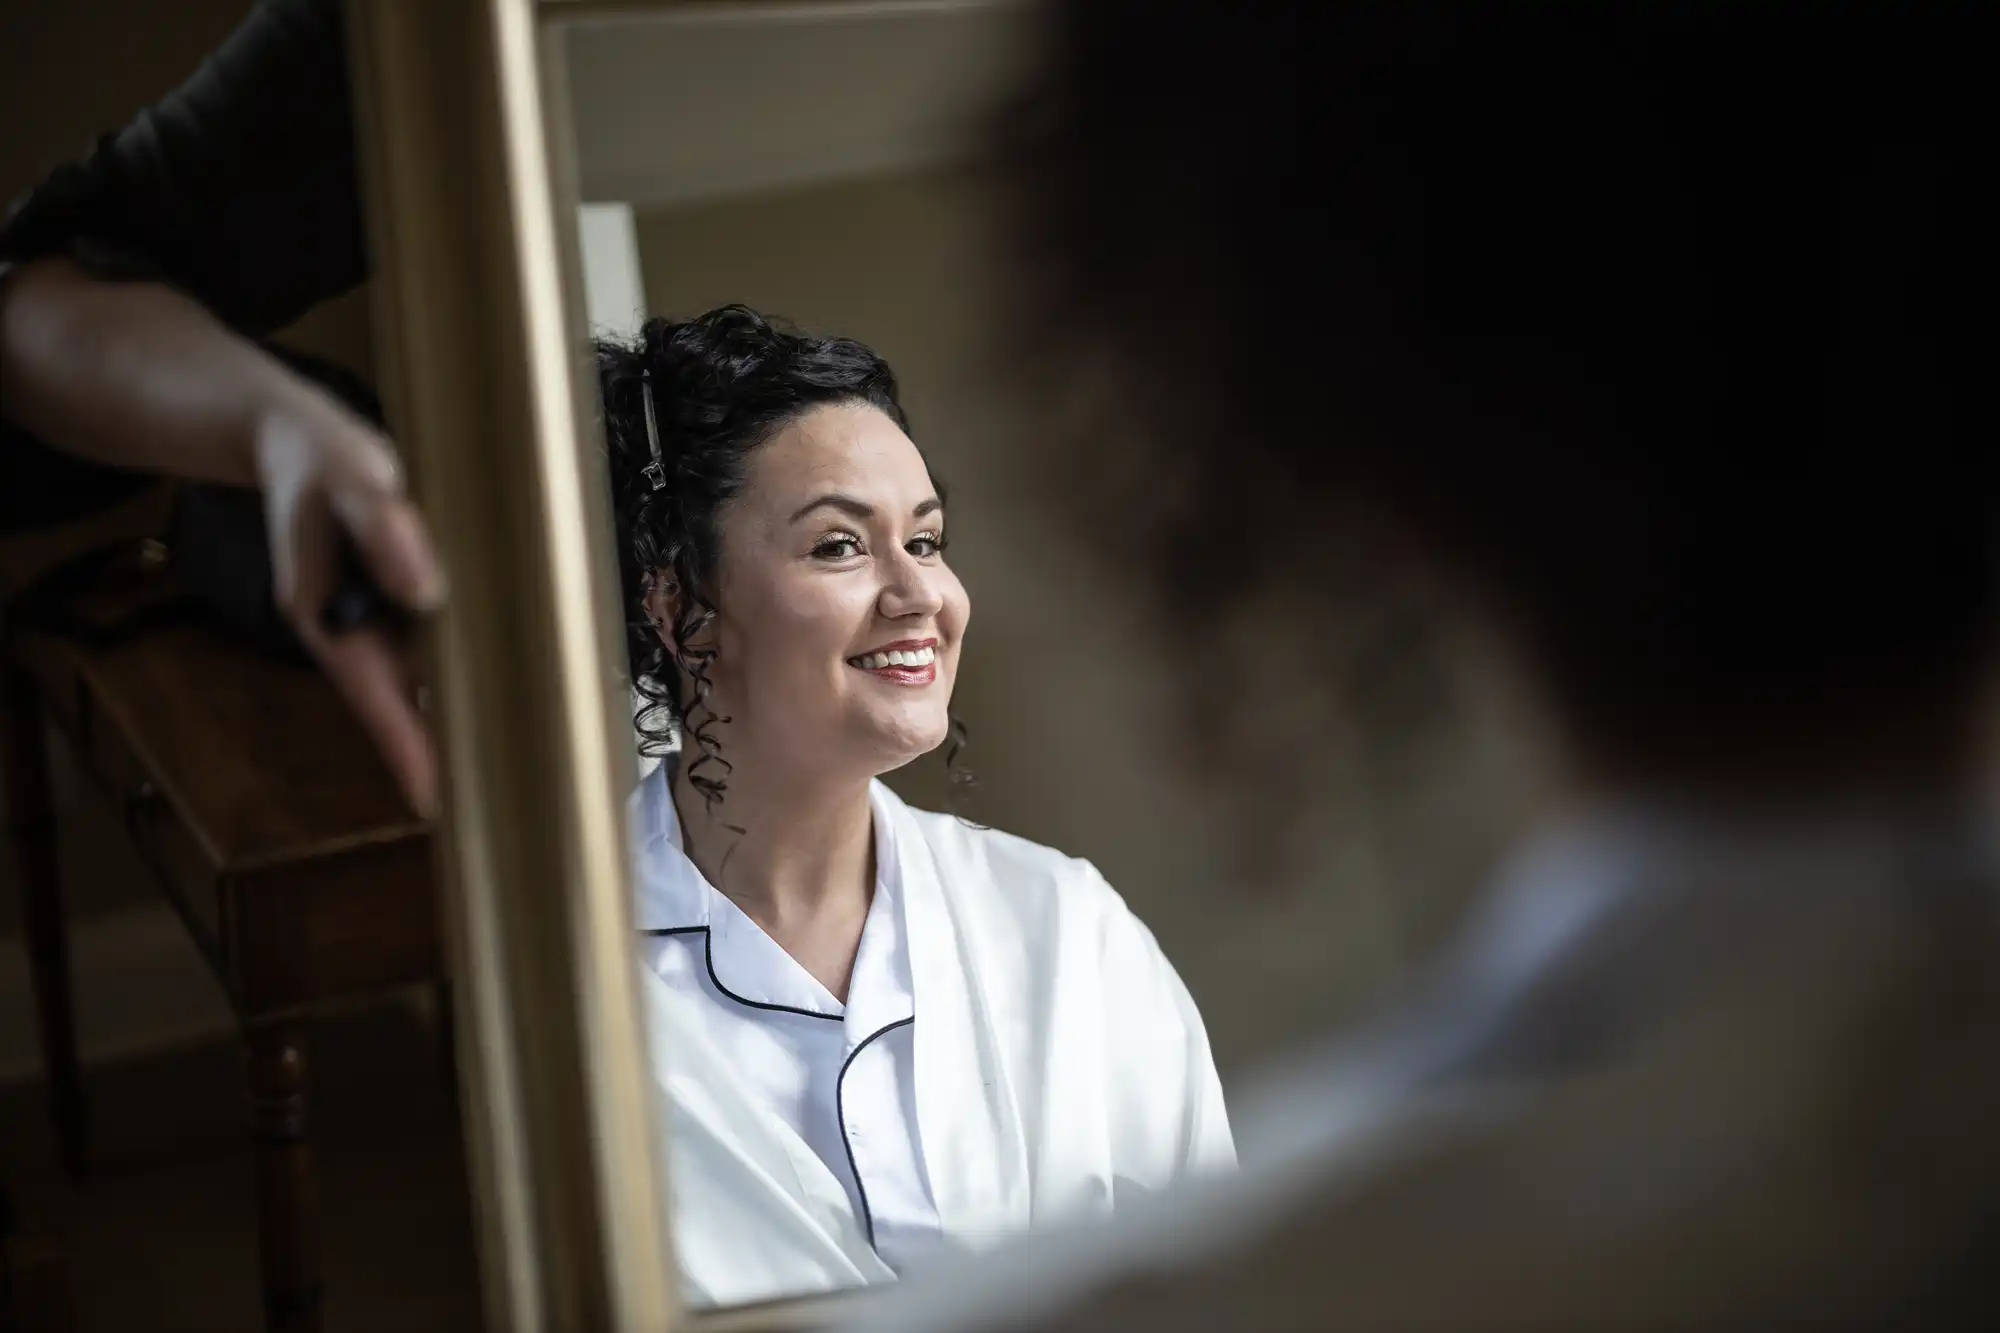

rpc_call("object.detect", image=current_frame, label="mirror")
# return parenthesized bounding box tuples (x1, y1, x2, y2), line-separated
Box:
(353, 0, 1543, 1324)
(529, 0, 1537, 1318)
(346, 0, 1547, 1322)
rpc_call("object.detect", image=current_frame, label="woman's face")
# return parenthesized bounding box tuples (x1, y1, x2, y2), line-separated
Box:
(665, 401, 969, 782)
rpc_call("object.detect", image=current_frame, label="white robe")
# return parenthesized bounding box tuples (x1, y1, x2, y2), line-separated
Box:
(631, 770, 1236, 1308)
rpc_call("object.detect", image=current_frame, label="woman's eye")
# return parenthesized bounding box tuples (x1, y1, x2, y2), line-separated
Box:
(907, 531, 947, 558)
(813, 535, 863, 560)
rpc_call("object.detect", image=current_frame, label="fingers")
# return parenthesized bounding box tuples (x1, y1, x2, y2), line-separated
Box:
(272, 479, 438, 819)
(255, 401, 444, 818)
(303, 624, 440, 819)
(324, 445, 446, 616)
(270, 483, 337, 630)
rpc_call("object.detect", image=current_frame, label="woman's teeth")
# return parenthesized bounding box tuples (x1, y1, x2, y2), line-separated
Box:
(851, 645, 937, 670)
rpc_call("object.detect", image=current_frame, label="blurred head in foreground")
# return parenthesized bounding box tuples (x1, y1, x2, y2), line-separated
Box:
(1008, 1, 1994, 809)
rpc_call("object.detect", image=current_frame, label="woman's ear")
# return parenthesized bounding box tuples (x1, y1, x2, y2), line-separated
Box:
(642, 572, 682, 656)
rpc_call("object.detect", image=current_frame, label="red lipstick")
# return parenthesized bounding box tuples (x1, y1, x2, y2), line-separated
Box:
(847, 637, 940, 687)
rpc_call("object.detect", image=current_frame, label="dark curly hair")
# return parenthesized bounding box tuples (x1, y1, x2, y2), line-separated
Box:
(599, 305, 971, 812)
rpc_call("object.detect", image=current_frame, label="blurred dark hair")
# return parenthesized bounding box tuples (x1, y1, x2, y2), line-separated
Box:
(1006, 1, 1994, 780)
(599, 305, 967, 807)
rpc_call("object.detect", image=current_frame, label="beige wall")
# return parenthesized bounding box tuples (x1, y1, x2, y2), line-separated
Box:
(633, 171, 1546, 1080)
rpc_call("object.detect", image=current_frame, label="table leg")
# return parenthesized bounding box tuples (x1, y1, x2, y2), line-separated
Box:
(1, 663, 87, 1176)
(245, 1022, 322, 1333)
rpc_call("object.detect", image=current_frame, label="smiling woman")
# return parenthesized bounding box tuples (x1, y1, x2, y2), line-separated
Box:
(594, 305, 1234, 1309)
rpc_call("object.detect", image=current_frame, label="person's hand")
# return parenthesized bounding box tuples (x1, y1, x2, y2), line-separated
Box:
(253, 395, 444, 817)
(0, 258, 445, 813)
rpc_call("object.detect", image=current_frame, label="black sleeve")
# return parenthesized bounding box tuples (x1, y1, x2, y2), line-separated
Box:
(0, 0, 366, 331)
(1, 0, 365, 533)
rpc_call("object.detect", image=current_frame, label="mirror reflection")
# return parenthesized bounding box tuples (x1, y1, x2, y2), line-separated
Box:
(557, 0, 1529, 1313)
(562, 3, 1250, 1308)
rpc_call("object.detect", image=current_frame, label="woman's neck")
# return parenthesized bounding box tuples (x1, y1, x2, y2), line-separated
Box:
(670, 757, 877, 938)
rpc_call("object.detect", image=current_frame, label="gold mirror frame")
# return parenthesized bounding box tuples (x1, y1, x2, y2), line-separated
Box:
(349, 0, 668, 1327)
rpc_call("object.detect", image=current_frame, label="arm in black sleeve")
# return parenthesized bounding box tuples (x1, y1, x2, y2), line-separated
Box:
(0, 0, 365, 532)
(0, 0, 366, 333)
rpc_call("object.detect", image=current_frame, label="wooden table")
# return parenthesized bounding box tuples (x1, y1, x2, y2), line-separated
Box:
(0, 489, 443, 1333)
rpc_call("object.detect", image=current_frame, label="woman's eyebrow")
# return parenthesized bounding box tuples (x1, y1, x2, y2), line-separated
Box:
(789, 493, 873, 523)
(789, 494, 945, 523)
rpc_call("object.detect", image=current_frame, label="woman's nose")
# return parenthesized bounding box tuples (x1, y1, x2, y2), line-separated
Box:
(877, 548, 945, 619)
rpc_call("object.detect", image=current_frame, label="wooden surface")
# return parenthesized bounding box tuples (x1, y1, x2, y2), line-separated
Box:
(0, 486, 173, 602)
(0, 488, 441, 1017)
(3, 490, 445, 1333)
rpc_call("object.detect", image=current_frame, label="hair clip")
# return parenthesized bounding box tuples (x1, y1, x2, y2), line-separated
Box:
(640, 371, 667, 492)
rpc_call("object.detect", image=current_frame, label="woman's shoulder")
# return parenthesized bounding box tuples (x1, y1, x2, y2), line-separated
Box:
(894, 796, 1093, 881)
(882, 787, 1140, 934)
(886, 790, 1206, 1044)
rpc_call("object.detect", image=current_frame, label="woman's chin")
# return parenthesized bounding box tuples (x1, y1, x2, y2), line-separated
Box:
(853, 714, 951, 772)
